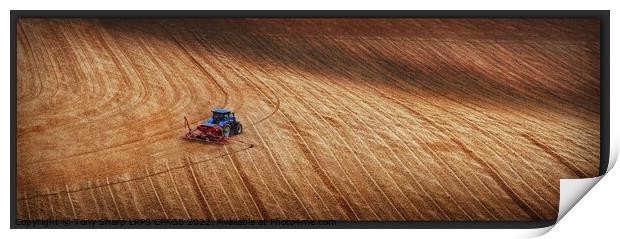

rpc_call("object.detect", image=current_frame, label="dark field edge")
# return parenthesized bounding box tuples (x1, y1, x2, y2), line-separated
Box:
(11, 220, 555, 229)
(6, 10, 612, 18)
(10, 10, 610, 229)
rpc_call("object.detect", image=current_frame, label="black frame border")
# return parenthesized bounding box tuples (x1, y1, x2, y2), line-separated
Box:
(10, 10, 610, 229)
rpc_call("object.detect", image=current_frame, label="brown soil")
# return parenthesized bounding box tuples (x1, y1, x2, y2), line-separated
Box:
(16, 18, 600, 221)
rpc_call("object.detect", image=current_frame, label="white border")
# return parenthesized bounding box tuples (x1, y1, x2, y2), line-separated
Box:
(3, 1, 617, 238)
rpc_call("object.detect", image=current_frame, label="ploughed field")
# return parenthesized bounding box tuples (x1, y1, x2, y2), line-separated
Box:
(16, 18, 600, 221)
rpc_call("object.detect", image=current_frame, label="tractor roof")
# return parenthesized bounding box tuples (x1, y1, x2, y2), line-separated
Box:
(212, 108, 232, 114)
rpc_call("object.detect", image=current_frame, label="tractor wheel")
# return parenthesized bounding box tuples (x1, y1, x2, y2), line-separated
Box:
(236, 123, 243, 135)
(222, 125, 232, 138)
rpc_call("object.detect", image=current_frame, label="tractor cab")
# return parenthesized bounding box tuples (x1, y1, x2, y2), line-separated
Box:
(184, 108, 243, 143)
(205, 108, 235, 125)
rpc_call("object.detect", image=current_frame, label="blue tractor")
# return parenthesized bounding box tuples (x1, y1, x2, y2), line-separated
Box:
(184, 108, 243, 143)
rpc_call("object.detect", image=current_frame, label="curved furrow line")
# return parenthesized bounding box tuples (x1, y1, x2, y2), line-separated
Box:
(306, 59, 492, 219)
(340, 37, 548, 218)
(248, 115, 313, 220)
(19, 130, 174, 167)
(173, 32, 229, 108)
(46, 189, 56, 218)
(17, 26, 119, 138)
(240, 140, 289, 219)
(184, 156, 225, 219)
(522, 133, 589, 178)
(377, 39, 598, 178)
(29, 20, 63, 108)
(57, 21, 194, 131)
(46, 23, 211, 155)
(19, 21, 139, 154)
(458, 119, 562, 194)
(364, 65, 556, 218)
(20, 21, 63, 117)
(529, 43, 599, 98)
(212, 153, 254, 219)
(388, 96, 552, 219)
(181, 34, 308, 218)
(353, 40, 564, 198)
(19, 28, 222, 166)
(98, 24, 152, 112)
(280, 36, 465, 219)
(84, 25, 227, 128)
(232, 37, 393, 220)
(484, 43, 599, 125)
(253, 63, 406, 219)
(59, 21, 110, 116)
(184, 155, 217, 220)
(372, 104, 508, 219)
(87, 181, 102, 219)
(145, 167, 169, 219)
(105, 177, 123, 219)
(21, 22, 155, 142)
(275, 90, 389, 220)
(559, 136, 599, 170)
(258, 109, 327, 219)
(224, 146, 266, 220)
(487, 42, 598, 116)
(194, 33, 280, 127)
(21, 22, 154, 133)
(391, 38, 580, 130)
(252, 80, 381, 219)
(286, 71, 449, 219)
(128, 32, 187, 112)
(452, 139, 547, 220)
(303, 37, 493, 219)
(213, 31, 594, 48)
(182, 34, 293, 218)
(114, 31, 202, 134)
(268, 40, 417, 218)
(122, 181, 145, 219)
(98, 28, 185, 130)
(219, 153, 256, 219)
(26, 20, 95, 118)
(21, 97, 252, 220)
(16, 21, 42, 103)
(17, 140, 256, 201)
(206, 156, 241, 220)
(214, 45, 367, 219)
(254, 105, 337, 219)
(165, 160, 191, 219)
(429, 48, 597, 172)
(19, 40, 282, 200)
(378, 39, 588, 183)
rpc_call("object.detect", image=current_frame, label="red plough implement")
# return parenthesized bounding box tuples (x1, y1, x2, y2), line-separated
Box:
(183, 108, 243, 144)
(184, 116, 227, 143)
